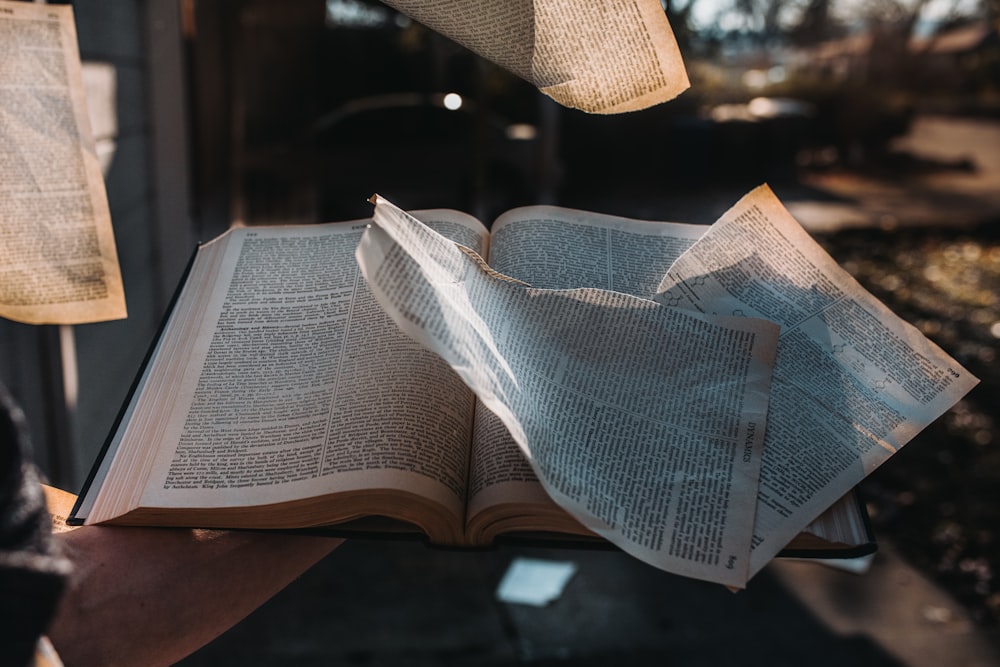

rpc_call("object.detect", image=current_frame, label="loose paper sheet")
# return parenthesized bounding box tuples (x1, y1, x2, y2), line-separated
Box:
(0, 1, 126, 324)
(655, 185, 980, 576)
(358, 195, 780, 588)
(382, 0, 689, 113)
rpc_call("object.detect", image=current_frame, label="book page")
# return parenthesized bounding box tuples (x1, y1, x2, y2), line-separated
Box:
(84, 218, 489, 544)
(655, 184, 980, 576)
(359, 196, 781, 588)
(0, 1, 126, 324)
(466, 206, 707, 525)
(489, 205, 707, 295)
(382, 0, 688, 114)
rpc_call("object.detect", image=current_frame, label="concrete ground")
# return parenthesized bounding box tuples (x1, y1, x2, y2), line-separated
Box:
(178, 115, 1000, 667)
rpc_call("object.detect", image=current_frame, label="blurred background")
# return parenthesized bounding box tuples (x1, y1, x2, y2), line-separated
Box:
(1, 0, 998, 663)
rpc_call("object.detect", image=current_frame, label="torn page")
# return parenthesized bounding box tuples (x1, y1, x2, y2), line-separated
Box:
(655, 184, 980, 577)
(0, 1, 126, 324)
(382, 0, 689, 113)
(358, 195, 780, 588)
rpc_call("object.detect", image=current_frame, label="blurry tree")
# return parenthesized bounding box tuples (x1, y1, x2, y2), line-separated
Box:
(863, 0, 931, 84)
(787, 0, 845, 45)
(726, 0, 792, 44)
(663, 0, 702, 53)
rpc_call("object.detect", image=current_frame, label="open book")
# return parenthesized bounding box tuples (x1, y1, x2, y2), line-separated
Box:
(70, 189, 902, 588)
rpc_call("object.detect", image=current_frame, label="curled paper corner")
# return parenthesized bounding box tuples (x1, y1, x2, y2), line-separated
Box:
(495, 557, 578, 607)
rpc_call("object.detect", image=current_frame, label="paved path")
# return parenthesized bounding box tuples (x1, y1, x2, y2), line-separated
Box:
(773, 544, 1000, 667)
(789, 115, 1000, 233)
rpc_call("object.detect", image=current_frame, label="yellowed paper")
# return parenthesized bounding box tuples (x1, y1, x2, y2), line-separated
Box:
(382, 0, 689, 113)
(0, 1, 126, 324)
(42, 483, 80, 533)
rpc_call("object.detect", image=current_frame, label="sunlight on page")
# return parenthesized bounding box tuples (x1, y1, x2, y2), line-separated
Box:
(655, 184, 979, 578)
(358, 195, 780, 588)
